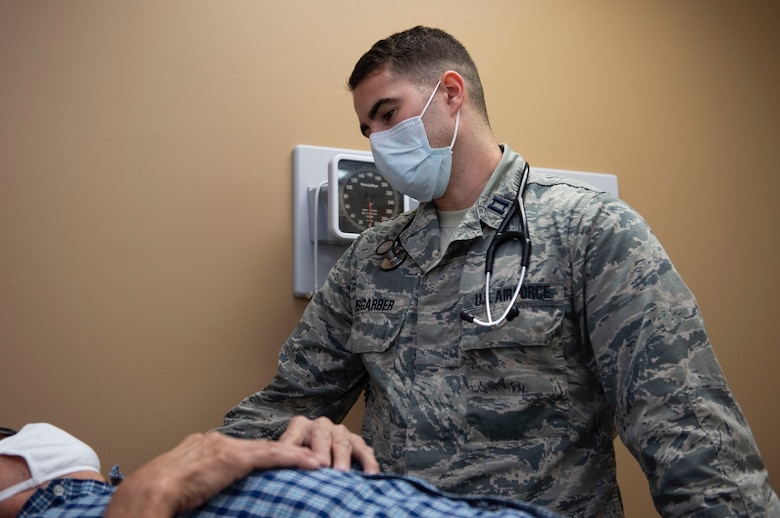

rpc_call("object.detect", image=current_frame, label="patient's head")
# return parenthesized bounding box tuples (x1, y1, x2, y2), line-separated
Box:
(0, 423, 104, 517)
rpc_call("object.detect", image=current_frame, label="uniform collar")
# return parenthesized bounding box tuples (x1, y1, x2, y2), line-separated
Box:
(472, 144, 528, 232)
(397, 144, 528, 273)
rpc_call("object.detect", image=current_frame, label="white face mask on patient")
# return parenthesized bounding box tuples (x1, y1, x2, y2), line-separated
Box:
(0, 423, 101, 502)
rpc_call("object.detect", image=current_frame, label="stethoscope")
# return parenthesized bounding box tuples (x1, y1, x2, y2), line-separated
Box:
(375, 162, 532, 328)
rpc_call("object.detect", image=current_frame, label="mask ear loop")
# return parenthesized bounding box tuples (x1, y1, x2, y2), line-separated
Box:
(419, 80, 442, 119)
(449, 110, 460, 149)
(419, 80, 460, 150)
(0, 478, 39, 503)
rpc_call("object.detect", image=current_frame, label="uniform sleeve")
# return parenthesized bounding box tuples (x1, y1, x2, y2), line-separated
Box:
(217, 244, 368, 440)
(572, 194, 778, 517)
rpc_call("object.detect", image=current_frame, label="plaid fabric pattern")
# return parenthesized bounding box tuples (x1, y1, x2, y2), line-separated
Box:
(18, 479, 111, 517)
(19, 468, 561, 517)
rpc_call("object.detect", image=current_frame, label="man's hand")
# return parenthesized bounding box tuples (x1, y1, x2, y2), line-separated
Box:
(278, 416, 380, 473)
(105, 432, 322, 518)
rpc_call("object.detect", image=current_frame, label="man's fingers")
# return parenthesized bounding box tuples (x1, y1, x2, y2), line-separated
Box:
(243, 439, 322, 471)
(198, 433, 322, 473)
(350, 440, 380, 474)
(278, 416, 380, 473)
(277, 415, 310, 445)
(330, 432, 354, 471)
(278, 416, 335, 467)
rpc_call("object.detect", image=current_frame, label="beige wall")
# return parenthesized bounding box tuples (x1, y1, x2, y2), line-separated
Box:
(1, 1, 778, 516)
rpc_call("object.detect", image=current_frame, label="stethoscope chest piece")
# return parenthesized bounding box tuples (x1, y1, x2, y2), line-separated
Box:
(376, 239, 407, 271)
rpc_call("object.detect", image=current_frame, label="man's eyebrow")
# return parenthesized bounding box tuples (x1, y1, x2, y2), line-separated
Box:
(360, 97, 396, 137)
(368, 97, 395, 120)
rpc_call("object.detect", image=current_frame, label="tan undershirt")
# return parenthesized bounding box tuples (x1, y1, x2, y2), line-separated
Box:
(437, 208, 469, 255)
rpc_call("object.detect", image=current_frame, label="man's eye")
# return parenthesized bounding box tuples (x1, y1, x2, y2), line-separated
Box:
(382, 110, 395, 123)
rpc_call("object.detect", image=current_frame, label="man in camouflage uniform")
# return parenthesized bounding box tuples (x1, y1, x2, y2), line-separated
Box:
(218, 26, 778, 517)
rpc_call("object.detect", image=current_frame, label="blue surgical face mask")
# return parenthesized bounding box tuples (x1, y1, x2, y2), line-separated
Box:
(369, 80, 460, 202)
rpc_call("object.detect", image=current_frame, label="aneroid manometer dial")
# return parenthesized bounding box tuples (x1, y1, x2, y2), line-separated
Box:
(328, 154, 403, 241)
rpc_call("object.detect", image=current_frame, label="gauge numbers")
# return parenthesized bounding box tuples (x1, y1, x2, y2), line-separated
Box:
(337, 159, 401, 235)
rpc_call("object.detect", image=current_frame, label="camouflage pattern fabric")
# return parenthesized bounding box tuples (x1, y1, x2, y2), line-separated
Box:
(220, 145, 778, 517)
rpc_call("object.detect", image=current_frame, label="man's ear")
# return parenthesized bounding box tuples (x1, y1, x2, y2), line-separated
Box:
(441, 70, 465, 113)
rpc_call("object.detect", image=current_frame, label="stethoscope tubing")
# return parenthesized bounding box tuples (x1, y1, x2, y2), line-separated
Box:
(461, 161, 531, 328)
(376, 162, 532, 329)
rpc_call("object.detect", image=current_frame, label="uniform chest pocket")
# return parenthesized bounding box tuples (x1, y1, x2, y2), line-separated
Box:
(345, 312, 401, 353)
(345, 311, 404, 388)
(461, 302, 570, 441)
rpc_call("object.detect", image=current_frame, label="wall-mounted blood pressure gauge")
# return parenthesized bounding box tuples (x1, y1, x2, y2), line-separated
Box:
(328, 154, 406, 241)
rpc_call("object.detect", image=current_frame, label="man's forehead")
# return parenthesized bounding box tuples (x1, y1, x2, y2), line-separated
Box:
(355, 70, 392, 98)
(353, 72, 415, 113)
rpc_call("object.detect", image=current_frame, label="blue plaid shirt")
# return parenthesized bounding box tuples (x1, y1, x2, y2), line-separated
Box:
(19, 468, 561, 517)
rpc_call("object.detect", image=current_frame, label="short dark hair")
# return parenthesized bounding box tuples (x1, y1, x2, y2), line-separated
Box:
(348, 26, 489, 123)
